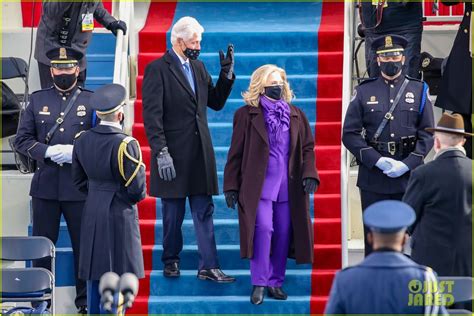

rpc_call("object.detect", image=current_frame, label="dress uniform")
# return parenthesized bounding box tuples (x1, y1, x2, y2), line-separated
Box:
(325, 200, 448, 315)
(14, 47, 93, 312)
(71, 84, 146, 314)
(342, 35, 434, 256)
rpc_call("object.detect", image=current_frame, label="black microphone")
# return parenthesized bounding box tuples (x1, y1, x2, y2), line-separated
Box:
(99, 272, 120, 312)
(119, 273, 139, 309)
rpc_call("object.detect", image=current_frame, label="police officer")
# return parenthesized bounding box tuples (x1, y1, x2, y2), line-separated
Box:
(342, 35, 434, 256)
(35, 1, 127, 89)
(325, 200, 448, 315)
(71, 84, 146, 314)
(14, 47, 94, 314)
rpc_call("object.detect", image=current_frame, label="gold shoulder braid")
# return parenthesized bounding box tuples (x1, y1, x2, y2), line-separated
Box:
(118, 136, 146, 187)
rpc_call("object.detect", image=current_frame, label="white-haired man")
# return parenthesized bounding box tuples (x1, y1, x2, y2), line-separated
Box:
(142, 16, 235, 282)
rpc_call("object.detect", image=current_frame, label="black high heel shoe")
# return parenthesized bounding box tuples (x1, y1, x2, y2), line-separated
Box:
(251, 286, 265, 305)
(267, 286, 288, 300)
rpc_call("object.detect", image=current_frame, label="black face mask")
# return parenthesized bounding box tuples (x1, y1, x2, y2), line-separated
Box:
(183, 47, 200, 60)
(380, 61, 403, 77)
(53, 73, 77, 91)
(264, 85, 283, 100)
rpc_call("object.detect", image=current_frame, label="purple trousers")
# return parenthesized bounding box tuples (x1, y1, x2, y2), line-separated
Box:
(250, 199, 291, 287)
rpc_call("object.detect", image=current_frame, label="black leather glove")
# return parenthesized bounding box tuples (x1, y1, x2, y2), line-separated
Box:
(157, 147, 176, 181)
(219, 44, 234, 79)
(224, 190, 238, 209)
(302, 178, 318, 194)
(107, 20, 127, 36)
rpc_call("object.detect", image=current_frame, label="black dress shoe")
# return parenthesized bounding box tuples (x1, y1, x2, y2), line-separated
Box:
(163, 262, 180, 278)
(251, 286, 265, 305)
(77, 305, 87, 315)
(197, 268, 236, 283)
(267, 286, 288, 300)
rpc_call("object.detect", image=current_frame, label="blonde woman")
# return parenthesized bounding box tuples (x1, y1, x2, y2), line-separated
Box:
(223, 64, 319, 304)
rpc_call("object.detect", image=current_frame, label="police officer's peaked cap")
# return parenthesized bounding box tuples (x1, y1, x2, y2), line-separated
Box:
(46, 47, 84, 69)
(372, 35, 408, 57)
(363, 200, 415, 234)
(90, 84, 127, 115)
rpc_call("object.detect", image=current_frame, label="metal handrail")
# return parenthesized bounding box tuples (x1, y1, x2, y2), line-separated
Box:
(341, 0, 356, 268)
(112, 1, 134, 133)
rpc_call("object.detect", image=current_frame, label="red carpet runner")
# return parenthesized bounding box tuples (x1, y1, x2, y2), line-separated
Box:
(310, 1, 344, 313)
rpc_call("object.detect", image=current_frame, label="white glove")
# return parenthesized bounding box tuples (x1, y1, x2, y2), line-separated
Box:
(45, 145, 64, 161)
(375, 157, 393, 172)
(384, 160, 409, 178)
(53, 145, 74, 164)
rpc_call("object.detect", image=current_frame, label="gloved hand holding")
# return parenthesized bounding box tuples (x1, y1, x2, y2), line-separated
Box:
(157, 147, 176, 181)
(375, 157, 393, 172)
(45, 145, 63, 159)
(219, 44, 234, 80)
(53, 144, 74, 164)
(107, 20, 127, 36)
(224, 190, 239, 209)
(303, 178, 318, 194)
(384, 160, 409, 178)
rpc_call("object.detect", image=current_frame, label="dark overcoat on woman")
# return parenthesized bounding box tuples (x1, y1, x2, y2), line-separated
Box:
(224, 104, 319, 264)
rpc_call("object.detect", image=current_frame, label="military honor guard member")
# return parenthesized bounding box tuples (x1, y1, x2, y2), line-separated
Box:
(325, 200, 448, 315)
(15, 47, 93, 314)
(342, 34, 434, 256)
(72, 84, 146, 314)
(142, 16, 235, 282)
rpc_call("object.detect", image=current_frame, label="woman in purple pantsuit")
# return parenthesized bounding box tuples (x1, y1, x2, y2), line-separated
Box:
(224, 65, 319, 305)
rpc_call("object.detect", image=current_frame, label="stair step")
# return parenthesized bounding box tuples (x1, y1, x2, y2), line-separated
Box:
(136, 74, 341, 100)
(150, 269, 312, 296)
(146, 295, 312, 314)
(138, 51, 342, 77)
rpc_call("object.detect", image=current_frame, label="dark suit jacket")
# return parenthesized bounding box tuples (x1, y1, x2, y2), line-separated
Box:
(72, 124, 146, 280)
(403, 149, 472, 277)
(35, 1, 116, 70)
(436, 1, 472, 114)
(142, 50, 234, 198)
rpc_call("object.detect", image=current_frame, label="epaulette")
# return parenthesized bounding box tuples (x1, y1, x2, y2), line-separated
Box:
(74, 130, 87, 139)
(405, 75, 424, 83)
(31, 87, 55, 95)
(358, 77, 378, 86)
(118, 136, 145, 187)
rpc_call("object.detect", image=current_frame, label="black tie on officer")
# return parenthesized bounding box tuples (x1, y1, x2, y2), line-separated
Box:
(342, 35, 435, 256)
(14, 47, 94, 313)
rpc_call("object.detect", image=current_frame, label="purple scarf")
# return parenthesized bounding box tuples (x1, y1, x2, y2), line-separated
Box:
(259, 95, 290, 146)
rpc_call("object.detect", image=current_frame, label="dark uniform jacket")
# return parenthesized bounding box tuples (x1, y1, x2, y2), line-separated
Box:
(72, 124, 146, 281)
(224, 105, 318, 263)
(436, 1, 472, 114)
(142, 50, 234, 198)
(35, 1, 116, 70)
(361, 1, 423, 34)
(342, 75, 434, 194)
(403, 149, 472, 277)
(15, 86, 94, 201)
(325, 251, 447, 314)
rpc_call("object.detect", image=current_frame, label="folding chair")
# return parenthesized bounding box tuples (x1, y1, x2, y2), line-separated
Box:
(0, 236, 55, 315)
(438, 276, 473, 315)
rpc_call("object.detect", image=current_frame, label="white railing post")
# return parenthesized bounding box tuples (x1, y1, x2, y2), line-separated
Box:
(341, 0, 356, 268)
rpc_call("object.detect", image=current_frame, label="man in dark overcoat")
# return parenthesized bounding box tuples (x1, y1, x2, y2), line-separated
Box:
(14, 47, 93, 313)
(435, 0, 473, 158)
(403, 113, 472, 304)
(142, 16, 235, 282)
(72, 84, 146, 314)
(223, 104, 318, 265)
